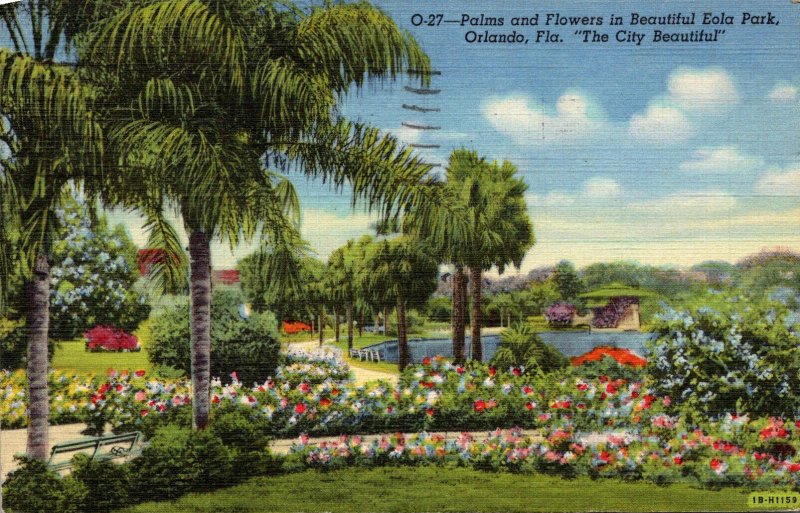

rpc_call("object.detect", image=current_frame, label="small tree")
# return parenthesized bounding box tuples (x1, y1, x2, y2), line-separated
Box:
(49, 199, 150, 339)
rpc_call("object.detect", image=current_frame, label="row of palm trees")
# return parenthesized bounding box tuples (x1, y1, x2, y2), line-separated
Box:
(0, 0, 461, 462)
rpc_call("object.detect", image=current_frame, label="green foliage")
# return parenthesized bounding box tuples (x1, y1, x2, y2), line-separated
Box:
(558, 355, 645, 382)
(646, 298, 800, 418)
(129, 425, 233, 501)
(49, 199, 150, 339)
(385, 309, 425, 336)
(211, 407, 281, 478)
(424, 295, 452, 322)
(148, 288, 280, 384)
(490, 324, 567, 374)
(2, 456, 76, 513)
(553, 260, 585, 303)
(68, 453, 131, 513)
(520, 280, 561, 316)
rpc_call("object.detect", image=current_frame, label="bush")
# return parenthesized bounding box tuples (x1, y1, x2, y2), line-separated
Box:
(129, 425, 233, 501)
(386, 308, 424, 336)
(68, 453, 130, 512)
(84, 326, 140, 352)
(2, 456, 77, 513)
(646, 298, 800, 419)
(490, 324, 568, 374)
(544, 302, 576, 327)
(148, 288, 280, 384)
(211, 407, 281, 477)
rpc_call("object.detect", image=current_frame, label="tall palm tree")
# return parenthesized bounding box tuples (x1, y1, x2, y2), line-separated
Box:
(362, 236, 438, 371)
(82, 0, 458, 429)
(0, 1, 109, 460)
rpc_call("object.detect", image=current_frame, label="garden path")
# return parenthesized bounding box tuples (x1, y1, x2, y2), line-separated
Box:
(285, 339, 398, 386)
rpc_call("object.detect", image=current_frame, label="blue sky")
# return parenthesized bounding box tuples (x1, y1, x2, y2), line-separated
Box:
(4, 1, 799, 272)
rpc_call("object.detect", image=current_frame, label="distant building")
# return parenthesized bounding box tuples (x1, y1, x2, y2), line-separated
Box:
(137, 249, 240, 286)
(212, 270, 240, 286)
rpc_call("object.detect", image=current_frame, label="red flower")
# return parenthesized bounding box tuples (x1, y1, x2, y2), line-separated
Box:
(473, 399, 486, 412)
(599, 451, 611, 462)
(599, 393, 607, 401)
(631, 391, 639, 398)
(512, 367, 521, 376)
(576, 383, 589, 391)
(422, 357, 431, 366)
(319, 398, 332, 407)
(386, 406, 393, 414)
(789, 463, 800, 473)
(672, 456, 683, 465)
(488, 367, 496, 377)
(456, 366, 465, 375)
(606, 383, 618, 394)
(299, 382, 311, 393)
(426, 408, 435, 417)
(134, 369, 146, 377)
(294, 403, 307, 415)
(331, 388, 340, 396)
(525, 402, 534, 411)
(248, 395, 256, 403)
(710, 458, 723, 470)
(522, 385, 533, 395)
(212, 395, 220, 404)
(420, 381, 435, 388)
(140, 409, 149, 417)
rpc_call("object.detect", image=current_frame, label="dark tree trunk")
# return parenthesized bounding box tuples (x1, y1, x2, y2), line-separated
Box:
(26, 253, 50, 460)
(383, 306, 388, 335)
(346, 303, 354, 350)
(318, 309, 324, 347)
(397, 300, 409, 371)
(470, 267, 483, 362)
(334, 308, 340, 342)
(189, 230, 212, 430)
(451, 265, 466, 364)
(358, 311, 364, 337)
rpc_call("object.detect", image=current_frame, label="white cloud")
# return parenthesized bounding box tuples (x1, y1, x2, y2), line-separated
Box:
(667, 68, 739, 113)
(631, 191, 737, 214)
(300, 208, 377, 258)
(582, 177, 621, 199)
(391, 124, 421, 145)
(679, 147, 764, 173)
(755, 165, 800, 196)
(628, 104, 693, 144)
(482, 91, 605, 145)
(769, 83, 798, 102)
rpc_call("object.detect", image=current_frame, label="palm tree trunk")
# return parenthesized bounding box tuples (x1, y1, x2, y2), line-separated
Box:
(318, 309, 324, 347)
(451, 265, 466, 364)
(334, 308, 340, 342)
(470, 267, 483, 362)
(346, 303, 354, 350)
(383, 306, 388, 335)
(397, 299, 409, 371)
(189, 230, 212, 430)
(358, 311, 364, 337)
(26, 253, 50, 460)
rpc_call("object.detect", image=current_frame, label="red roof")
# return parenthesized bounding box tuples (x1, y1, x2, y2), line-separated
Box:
(570, 346, 647, 368)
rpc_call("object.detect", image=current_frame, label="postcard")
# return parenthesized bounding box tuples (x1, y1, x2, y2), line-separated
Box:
(1, 1, 799, 512)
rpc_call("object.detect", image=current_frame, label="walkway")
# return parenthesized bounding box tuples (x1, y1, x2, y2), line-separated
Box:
(285, 339, 398, 386)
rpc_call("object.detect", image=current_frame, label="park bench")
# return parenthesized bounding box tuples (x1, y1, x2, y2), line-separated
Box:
(348, 348, 383, 362)
(47, 431, 143, 471)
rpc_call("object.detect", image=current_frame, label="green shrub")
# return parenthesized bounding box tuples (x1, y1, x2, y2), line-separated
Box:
(148, 288, 280, 384)
(211, 407, 281, 477)
(559, 355, 645, 382)
(2, 456, 77, 513)
(129, 425, 233, 501)
(68, 453, 130, 513)
(490, 324, 567, 374)
(386, 308, 424, 336)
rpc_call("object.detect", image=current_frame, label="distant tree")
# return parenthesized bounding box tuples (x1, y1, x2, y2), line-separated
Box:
(553, 260, 585, 302)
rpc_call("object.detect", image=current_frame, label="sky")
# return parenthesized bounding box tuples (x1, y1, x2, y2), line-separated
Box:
(4, 1, 800, 273)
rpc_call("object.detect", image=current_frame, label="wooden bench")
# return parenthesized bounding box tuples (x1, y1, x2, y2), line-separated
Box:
(348, 348, 383, 362)
(47, 431, 143, 471)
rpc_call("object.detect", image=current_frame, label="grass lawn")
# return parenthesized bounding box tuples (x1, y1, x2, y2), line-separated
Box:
(119, 466, 755, 513)
(52, 339, 152, 375)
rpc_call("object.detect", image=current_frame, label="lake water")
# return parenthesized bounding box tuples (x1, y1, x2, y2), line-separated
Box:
(364, 331, 654, 364)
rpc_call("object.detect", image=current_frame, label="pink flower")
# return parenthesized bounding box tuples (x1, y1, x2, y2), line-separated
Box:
(134, 369, 146, 377)
(134, 390, 147, 402)
(294, 403, 307, 414)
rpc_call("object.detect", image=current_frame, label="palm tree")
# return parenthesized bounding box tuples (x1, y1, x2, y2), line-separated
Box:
(362, 236, 438, 370)
(83, 0, 455, 429)
(0, 1, 109, 460)
(328, 236, 371, 350)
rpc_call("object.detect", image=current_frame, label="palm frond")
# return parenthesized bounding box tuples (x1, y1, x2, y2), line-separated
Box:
(141, 208, 188, 295)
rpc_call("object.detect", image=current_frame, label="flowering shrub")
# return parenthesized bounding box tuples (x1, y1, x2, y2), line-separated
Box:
(544, 302, 576, 327)
(646, 300, 800, 418)
(283, 321, 312, 335)
(84, 326, 140, 352)
(591, 297, 638, 328)
(570, 347, 646, 368)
